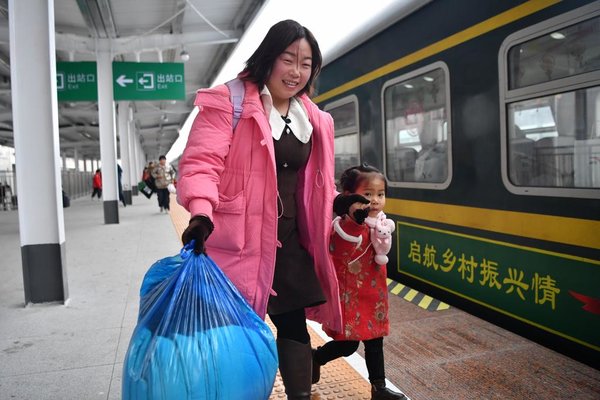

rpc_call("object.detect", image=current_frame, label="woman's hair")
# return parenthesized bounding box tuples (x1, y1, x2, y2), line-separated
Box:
(240, 19, 322, 96)
(339, 163, 387, 193)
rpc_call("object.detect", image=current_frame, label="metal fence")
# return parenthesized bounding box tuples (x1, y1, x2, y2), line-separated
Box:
(0, 170, 93, 211)
(62, 170, 94, 199)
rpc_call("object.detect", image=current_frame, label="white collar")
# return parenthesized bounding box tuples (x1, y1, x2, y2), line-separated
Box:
(260, 86, 313, 143)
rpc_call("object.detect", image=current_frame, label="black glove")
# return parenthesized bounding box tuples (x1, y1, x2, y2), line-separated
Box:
(181, 215, 214, 254)
(333, 194, 370, 217)
(352, 207, 370, 224)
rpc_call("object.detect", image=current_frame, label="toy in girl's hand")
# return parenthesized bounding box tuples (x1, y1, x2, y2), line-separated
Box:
(367, 212, 396, 265)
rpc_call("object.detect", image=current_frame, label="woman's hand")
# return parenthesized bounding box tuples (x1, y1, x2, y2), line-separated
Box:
(333, 194, 370, 217)
(333, 194, 370, 224)
(181, 215, 214, 254)
(349, 204, 370, 224)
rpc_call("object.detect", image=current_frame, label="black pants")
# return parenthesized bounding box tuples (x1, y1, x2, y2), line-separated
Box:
(91, 188, 101, 198)
(268, 308, 310, 344)
(314, 337, 385, 382)
(118, 181, 125, 206)
(156, 188, 170, 210)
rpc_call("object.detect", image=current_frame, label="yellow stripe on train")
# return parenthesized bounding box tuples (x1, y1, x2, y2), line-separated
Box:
(385, 198, 600, 250)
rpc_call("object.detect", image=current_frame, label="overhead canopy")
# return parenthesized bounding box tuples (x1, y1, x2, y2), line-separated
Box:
(0, 0, 266, 163)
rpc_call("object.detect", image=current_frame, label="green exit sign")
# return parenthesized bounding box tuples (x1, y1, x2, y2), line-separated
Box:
(56, 62, 98, 102)
(113, 62, 185, 101)
(56, 61, 186, 102)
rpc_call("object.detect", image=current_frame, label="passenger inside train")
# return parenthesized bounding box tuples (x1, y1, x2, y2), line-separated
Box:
(414, 119, 448, 183)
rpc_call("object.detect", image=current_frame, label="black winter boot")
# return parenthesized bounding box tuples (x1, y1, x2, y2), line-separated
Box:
(311, 347, 321, 384)
(371, 379, 407, 400)
(277, 338, 312, 400)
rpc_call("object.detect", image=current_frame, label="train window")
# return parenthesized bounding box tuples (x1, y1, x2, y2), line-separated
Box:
(382, 62, 451, 189)
(508, 16, 599, 89)
(324, 95, 360, 180)
(500, 3, 600, 199)
(507, 88, 600, 189)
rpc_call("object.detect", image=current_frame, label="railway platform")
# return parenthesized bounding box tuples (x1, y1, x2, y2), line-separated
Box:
(0, 194, 598, 399)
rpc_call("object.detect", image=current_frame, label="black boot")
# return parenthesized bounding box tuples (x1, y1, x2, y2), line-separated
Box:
(311, 347, 321, 384)
(312, 341, 360, 385)
(277, 338, 312, 400)
(371, 379, 407, 400)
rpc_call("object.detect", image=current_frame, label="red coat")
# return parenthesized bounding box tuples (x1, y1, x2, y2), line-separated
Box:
(92, 173, 102, 189)
(324, 216, 390, 341)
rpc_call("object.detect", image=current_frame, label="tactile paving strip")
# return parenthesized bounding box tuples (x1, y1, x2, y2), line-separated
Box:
(266, 318, 372, 399)
(168, 194, 373, 399)
(387, 278, 450, 311)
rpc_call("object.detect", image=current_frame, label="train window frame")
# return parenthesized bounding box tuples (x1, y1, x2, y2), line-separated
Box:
(324, 95, 361, 180)
(498, 2, 600, 200)
(381, 61, 452, 189)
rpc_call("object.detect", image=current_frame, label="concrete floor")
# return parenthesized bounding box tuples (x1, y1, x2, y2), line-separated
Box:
(0, 194, 598, 400)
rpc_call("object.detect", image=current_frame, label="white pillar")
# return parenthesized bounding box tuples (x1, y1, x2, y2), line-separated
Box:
(117, 101, 132, 204)
(73, 148, 79, 171)
(128, 107, 139, 195)
(9, 0, 68, 304)
(96, 47, 120, 222)
(135, 131, 144, 177)
(139, 132, 146, 180)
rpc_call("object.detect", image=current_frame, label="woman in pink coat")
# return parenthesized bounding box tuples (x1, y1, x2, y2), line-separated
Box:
(177, 20, 342, 399)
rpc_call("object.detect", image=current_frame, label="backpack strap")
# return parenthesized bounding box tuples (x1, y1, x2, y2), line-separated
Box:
(225, 78, 245, 131)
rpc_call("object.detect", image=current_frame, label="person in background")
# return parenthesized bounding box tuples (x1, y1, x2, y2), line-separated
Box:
(91, 169, 102, 200)
(117, 164, 126, 207)
(152, 155, 175, 213)
(312, 164, 407, 400)
(414, 120, 447, 183)
(138, 161, 156, 199)
(143, 161, 157, 194)
(1, 182, 12, 210)
(177, 20, 344, 399)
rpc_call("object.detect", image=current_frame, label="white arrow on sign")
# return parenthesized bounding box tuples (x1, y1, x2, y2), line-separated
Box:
(116, 75, 133, 87)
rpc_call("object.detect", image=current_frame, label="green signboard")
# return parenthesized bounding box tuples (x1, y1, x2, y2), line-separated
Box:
(56, 62, 98, 102)
(396, 222, 600, 351)
(112, 62, 185, 101)
(56, 61, 185, 102)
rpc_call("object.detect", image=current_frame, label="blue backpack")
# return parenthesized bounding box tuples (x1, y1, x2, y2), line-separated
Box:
(225, 78, 245, 130)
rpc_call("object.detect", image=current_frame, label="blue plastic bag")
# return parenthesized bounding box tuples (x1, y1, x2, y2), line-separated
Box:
(122, 245, 278, 399)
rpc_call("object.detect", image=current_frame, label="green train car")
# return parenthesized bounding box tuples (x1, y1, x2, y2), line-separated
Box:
(314, 0, 600, 368)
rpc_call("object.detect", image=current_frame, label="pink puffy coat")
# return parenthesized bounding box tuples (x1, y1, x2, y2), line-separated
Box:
(177, 80, 343, 333)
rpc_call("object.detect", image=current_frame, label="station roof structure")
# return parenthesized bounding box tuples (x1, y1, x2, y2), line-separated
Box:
(0, 0, 430, 165)
(0, 0, 265, 163)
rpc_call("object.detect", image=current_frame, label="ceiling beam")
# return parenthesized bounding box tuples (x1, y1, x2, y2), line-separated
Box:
(55, 30, 240, 56)
(96, 0, 118, 38)
(75, 0, 118, 39)
(138, 123, 180, 134)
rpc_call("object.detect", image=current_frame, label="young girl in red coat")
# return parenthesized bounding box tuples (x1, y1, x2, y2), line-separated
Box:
(313, 164, 407, 400)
